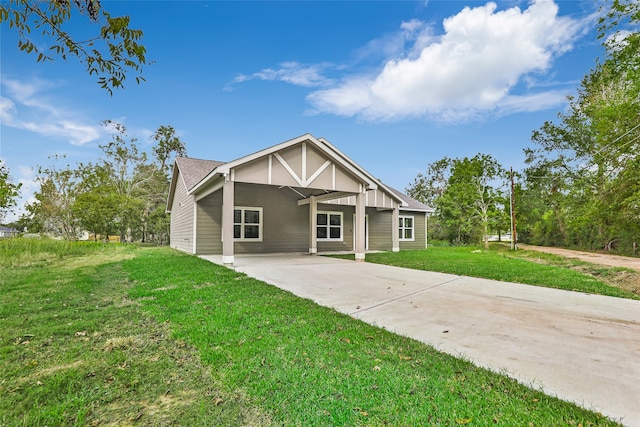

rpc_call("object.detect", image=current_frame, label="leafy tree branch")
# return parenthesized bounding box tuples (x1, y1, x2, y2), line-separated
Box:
(1, 0, 148, 94)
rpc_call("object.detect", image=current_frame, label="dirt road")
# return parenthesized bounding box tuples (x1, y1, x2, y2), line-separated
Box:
(518, 244, 640, 271)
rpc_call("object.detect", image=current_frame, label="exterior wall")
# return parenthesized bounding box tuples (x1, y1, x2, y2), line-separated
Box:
(367, 208, 392, 251)
(194, 183, 310, 255)
(232, 142, 361, 193)
(235, 183, 309, 253)
(190, 182, 429, 255)
(195, 191, 222, 254)
(170, 176, 195, 253)
(399, 210, 428, 250)
(316, 204, 355, 252)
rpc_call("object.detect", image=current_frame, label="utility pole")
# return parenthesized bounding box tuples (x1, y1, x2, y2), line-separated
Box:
(510, 167, 517, 250)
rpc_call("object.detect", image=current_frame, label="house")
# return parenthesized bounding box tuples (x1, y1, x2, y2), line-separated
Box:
(167, 134, 433, 266)
(0, 226, 20, 238)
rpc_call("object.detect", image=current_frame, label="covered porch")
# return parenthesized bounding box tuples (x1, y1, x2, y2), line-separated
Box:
(186, 135, 405, 266)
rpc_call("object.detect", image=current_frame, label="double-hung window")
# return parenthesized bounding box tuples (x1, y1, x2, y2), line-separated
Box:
(234, 207, 263, 241)
(399, 215, 414, 241)
(317, 211, 343, 241)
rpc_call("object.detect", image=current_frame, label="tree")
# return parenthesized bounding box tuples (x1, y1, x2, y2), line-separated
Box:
(439, 154, 506, 248)
(153, 125, 187, 173)
(89, 121, 186, 243)
(523, 0, 640, 253)
(0, 0, 147, 94)
(25, 122, 185, 242)
(72, 164, 121, 241)
(406, 157, 450, 207)
(408, 154, 507, 247)
(0, 160, 22, 223)
(28, 156, 82, 239)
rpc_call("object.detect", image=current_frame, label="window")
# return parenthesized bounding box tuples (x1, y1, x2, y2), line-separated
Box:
(233, 207, 263, 241)
(399, 215, 414, 241)
(317, 211, 343, 241)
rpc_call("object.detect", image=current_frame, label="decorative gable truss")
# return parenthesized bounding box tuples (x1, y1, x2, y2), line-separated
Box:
(272, 144, 331, 188)
(232, 141, 364, 194)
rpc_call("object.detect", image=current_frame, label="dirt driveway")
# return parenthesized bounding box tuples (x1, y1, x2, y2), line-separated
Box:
(519, 244, 640, 271)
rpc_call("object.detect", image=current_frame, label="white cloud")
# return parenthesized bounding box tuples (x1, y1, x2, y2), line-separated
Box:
(605, 29, 632, 51)
(305, 0, 590, 122)
(229, 61, 333, 89)
(0, 96, 17, 124)
(497, 90, 570, 115)
(0, 77, 101, 145)
(351, 20, 433, 64)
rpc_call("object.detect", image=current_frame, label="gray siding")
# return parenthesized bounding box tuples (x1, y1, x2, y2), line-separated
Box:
(196, 191, 222, 255)
(195, 183, 310, 255)
(236, 183, 309, 253)
(169, 177, 195, 253)
(368, 208, 392, 251)
(190, 183, 428, 255)
(399, 211, 427, 250)
(316, 204, 355, 252)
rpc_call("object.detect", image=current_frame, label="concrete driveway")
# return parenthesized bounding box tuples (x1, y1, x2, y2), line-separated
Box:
(202, 253, 640, 426)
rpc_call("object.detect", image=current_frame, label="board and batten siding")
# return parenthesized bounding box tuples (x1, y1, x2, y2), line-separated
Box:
(169, 176, 196, 253)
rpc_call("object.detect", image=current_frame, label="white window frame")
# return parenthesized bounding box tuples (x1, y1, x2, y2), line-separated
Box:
(317, 211, 343, 241)
(399, 215, 415, 241)
(233, 206, 263, 242)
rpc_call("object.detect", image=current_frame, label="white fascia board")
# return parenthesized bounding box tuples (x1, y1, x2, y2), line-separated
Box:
(189, 170, 219, 195)
(194, 175, 225, 201)
(399, 206, 435, 213)
(216, 133, 314, 175)
(166, 159, 187, 213)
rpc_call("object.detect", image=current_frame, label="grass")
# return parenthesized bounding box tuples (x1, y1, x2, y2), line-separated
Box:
(1, 239, 623, 425)
(0, 237, 106, 267)
(332, 244, 639, 300)
(0, 240, 264, 426)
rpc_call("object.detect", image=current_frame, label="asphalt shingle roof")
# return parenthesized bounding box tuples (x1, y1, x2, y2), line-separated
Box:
(175, 157, 225, 191)
(387, 186, 434, 212)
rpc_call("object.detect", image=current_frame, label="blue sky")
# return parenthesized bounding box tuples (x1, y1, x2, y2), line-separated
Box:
(1, 0, 604, 222)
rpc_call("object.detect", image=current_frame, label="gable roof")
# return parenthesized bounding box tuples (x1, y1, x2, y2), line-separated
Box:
(175, 157, 224, 191)
(190, 133, 389, 198)
(167, 157, 224, 212)
(167, 134, 430, 212)
(387, 186, 434, 213)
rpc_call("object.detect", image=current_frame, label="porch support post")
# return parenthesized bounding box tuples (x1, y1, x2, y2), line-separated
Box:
(222, 178, 235, 266)
(392, 203, 400, 252)
(309, 195, 317, 254)
(355, 191, 366, 262)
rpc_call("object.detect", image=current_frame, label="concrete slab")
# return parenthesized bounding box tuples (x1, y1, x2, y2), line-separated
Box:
(201, 253, 640, 426)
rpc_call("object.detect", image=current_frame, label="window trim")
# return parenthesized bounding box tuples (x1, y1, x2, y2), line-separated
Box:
(316, 211, 343, 242)
(399, 215, 415, 242)
(233, 206, 263, 242)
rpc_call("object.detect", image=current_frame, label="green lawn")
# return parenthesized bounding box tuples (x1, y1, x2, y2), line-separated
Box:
(333, 245, 639, 300)
(0, 240, 623, 425)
